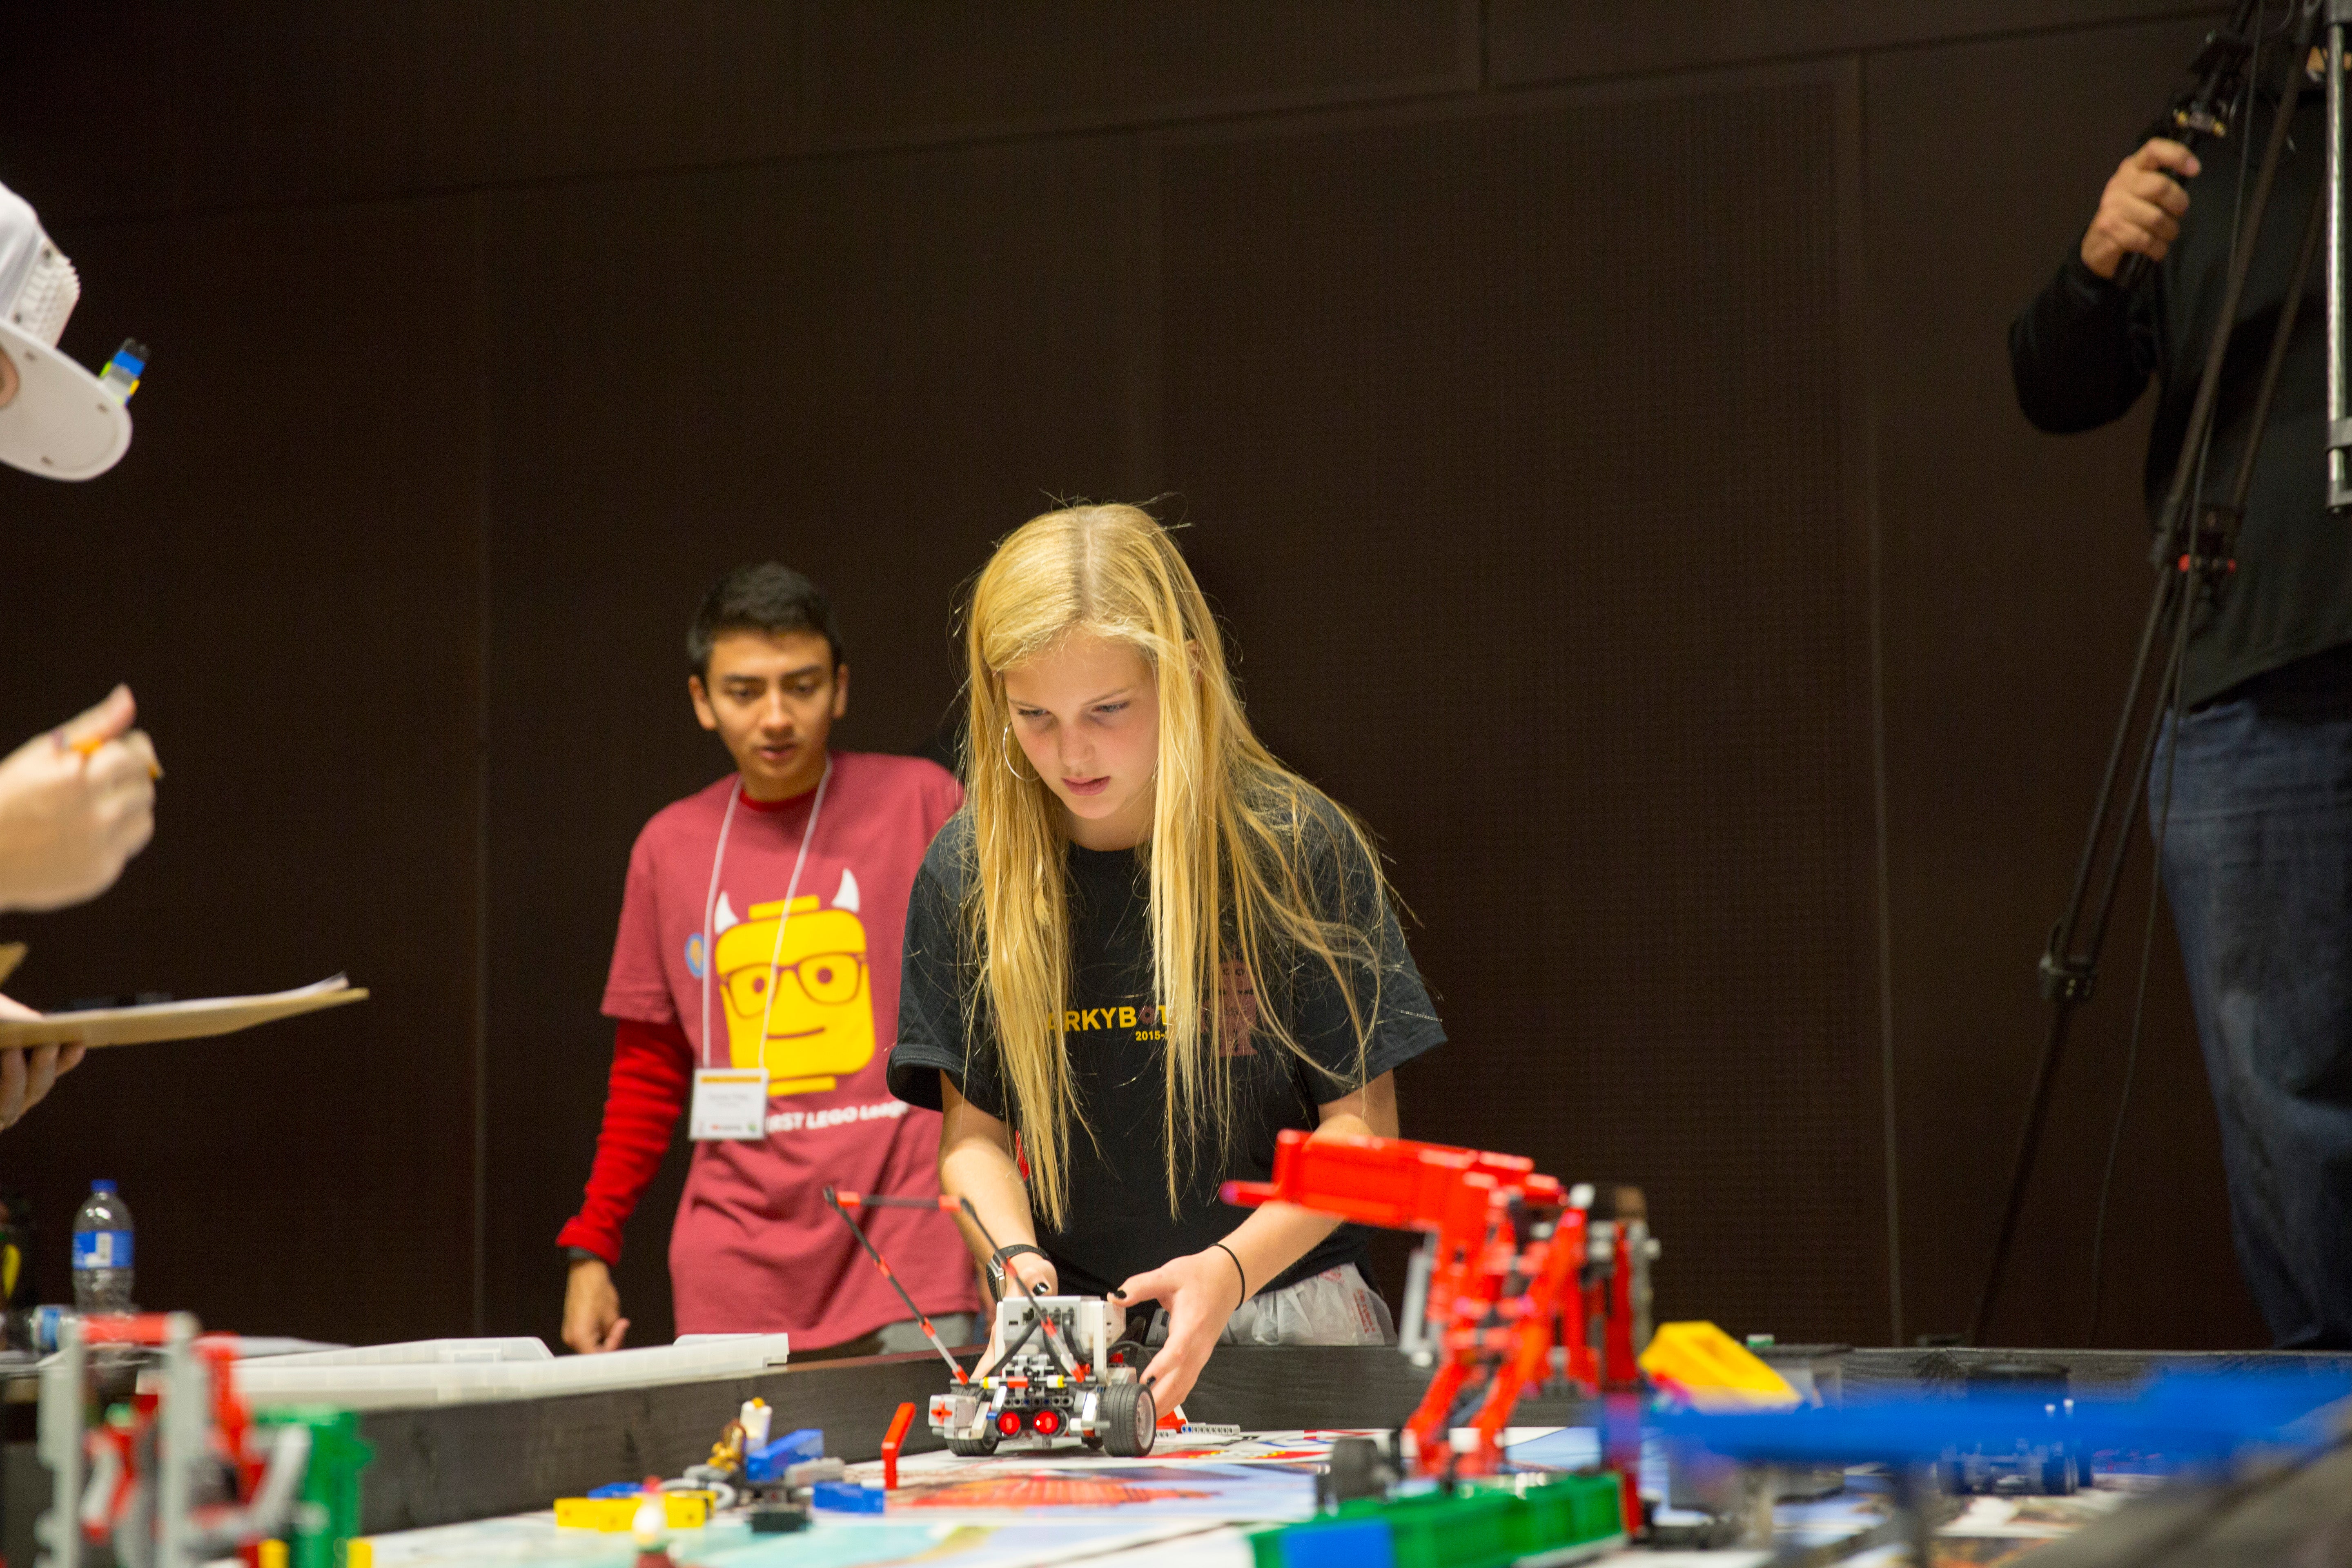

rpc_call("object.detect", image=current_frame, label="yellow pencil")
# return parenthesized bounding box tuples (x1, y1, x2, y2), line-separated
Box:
(69, 733, 163, 780)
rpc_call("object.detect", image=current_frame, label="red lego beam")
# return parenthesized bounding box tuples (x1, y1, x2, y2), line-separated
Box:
(1222, 1130, 1552, 1230)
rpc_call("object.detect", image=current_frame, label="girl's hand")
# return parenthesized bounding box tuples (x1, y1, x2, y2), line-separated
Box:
(973, 1313, 1011, 1379)
(974, 1254, 1058, 1376)
(1112, 1249, 1245, 1416)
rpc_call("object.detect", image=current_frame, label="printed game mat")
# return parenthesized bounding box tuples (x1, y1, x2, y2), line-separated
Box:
(362, 1426, 2134, 1567)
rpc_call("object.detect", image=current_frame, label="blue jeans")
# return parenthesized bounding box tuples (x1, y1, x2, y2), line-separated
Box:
(2154, 643, 2352, 1349)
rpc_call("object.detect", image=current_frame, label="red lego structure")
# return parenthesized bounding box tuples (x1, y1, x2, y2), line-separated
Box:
(40, 1312, 319, 1568)
(1223, 1130, 1653, 1517)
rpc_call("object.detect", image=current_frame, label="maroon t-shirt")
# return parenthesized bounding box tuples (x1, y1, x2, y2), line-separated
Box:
(603, 752, 979, 1344)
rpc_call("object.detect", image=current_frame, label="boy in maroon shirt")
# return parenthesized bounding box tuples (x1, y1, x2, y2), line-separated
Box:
(558, 564, 980, 1354)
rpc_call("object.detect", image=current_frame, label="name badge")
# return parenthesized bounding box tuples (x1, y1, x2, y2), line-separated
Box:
(689, 1067, 769, 1140)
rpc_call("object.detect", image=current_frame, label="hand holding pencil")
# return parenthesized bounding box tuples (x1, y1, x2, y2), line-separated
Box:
(0, 685, 161, 913)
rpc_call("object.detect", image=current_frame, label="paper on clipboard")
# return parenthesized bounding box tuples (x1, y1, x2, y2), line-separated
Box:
(0, 975, 368, 1049)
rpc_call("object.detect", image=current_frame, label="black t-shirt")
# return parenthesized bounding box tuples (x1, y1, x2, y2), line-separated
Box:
(887, 806, 1446, 1299)
(2009, 85, 2352, 707)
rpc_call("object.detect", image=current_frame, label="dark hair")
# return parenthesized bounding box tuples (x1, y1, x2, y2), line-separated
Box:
(687, 564, 845, 677)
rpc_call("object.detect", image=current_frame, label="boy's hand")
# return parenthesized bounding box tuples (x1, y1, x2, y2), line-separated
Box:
(562, 1256, 628, 1353)
(1112, 1249, 1244, 1417)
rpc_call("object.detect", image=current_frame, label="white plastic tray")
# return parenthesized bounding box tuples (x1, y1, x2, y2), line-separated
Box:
(232, 1334, 790, 1410)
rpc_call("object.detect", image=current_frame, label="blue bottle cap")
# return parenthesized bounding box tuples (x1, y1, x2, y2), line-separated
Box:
(91, 1181, 116, 1194)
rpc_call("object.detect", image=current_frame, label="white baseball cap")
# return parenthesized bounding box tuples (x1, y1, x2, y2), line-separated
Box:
(0, 181, 133, 481)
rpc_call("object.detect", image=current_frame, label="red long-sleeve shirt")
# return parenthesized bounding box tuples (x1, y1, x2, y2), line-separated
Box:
(557, 1017, 693, 1265)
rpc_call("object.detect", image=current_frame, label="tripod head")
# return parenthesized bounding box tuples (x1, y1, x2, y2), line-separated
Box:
(2113, 0, 2264, 291)
(2163, 0, 2264, 141)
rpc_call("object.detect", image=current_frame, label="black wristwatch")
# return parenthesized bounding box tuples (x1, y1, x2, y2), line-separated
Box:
(987, 1243, 1052, 1296)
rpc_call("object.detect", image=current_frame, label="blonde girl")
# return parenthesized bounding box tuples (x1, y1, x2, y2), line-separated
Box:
(888, 504, 1445, 1417)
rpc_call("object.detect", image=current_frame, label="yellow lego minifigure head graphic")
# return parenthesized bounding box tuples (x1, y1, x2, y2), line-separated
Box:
(714, 893, 874, 1095)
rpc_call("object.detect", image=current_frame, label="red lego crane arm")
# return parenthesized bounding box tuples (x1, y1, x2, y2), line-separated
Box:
(1223, 1129, 1628, 1481)
(1223, 1131, 1538, 1231)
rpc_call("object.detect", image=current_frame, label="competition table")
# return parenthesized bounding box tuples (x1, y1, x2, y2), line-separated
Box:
(14, 1343, 2352, 1566)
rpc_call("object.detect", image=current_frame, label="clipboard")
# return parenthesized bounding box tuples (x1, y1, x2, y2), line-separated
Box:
(0, 974, 368, 1049)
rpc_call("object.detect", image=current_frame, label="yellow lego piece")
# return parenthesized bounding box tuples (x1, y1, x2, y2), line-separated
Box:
(343, 1543, 373, 1568)
(553, 1493, 712, 1531)
(1638, 1321, 1802, 1411)
(258, 1542, 289, 1568)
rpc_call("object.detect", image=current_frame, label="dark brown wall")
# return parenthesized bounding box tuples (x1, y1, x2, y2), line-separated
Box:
(0, 194, 488, 1338)
(1154, 69, 1884, 1337)
(0, 0, 2265, 1351)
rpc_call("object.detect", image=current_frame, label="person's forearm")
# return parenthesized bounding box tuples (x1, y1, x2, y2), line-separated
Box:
(1218, 1101, 1384, 1307)
(558, 1018, 692, 1262)
(939, 1134, 1040, 1276)
(1219, 1200, 1345, 1307)
(2009, 254, 2151, 434)
(937, 1073, 1054, 1293)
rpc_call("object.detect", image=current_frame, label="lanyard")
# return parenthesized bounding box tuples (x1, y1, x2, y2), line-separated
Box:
(697, 757, 832, 1070)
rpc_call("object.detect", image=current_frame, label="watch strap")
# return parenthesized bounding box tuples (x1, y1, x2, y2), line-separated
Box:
(987, 1243, 1051, 1289)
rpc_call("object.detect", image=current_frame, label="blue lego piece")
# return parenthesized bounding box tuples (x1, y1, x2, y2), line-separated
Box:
(744, 1428, 826, 1483)
(1653, 1369, 2350, 1472)
(585, 1482, 642, 1499)
(809, 1481, 885, 1514)
(1276, 1518, 1395, 1568)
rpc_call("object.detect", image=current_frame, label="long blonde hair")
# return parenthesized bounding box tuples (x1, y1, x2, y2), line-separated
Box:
(960, 503, 1392, 1226)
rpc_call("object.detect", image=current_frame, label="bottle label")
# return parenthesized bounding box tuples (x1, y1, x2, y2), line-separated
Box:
(71, 1232, 132, 1270)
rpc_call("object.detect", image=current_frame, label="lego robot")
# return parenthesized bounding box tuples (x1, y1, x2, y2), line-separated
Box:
(824, 1189, 1160, 1460)
(927, 1291, 1157, 1457)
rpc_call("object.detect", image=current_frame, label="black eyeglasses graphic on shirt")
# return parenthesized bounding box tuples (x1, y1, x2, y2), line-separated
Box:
(721, 953, 867, 1013)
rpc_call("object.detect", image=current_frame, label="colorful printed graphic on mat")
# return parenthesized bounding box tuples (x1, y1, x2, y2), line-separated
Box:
(894, 1476, 1213, 1510)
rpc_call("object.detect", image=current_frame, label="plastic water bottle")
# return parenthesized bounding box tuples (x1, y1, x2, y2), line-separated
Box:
(70, 1181, 134, 1314)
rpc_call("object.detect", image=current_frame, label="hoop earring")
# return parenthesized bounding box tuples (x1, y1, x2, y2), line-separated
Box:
(1002, 724, 1037, 782)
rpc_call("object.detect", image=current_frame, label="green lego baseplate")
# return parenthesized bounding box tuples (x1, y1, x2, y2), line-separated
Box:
(1247, 1471, 1625, 1568)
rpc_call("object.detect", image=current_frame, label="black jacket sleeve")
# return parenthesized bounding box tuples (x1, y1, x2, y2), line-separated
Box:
(2009, 251, 2157, 435)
